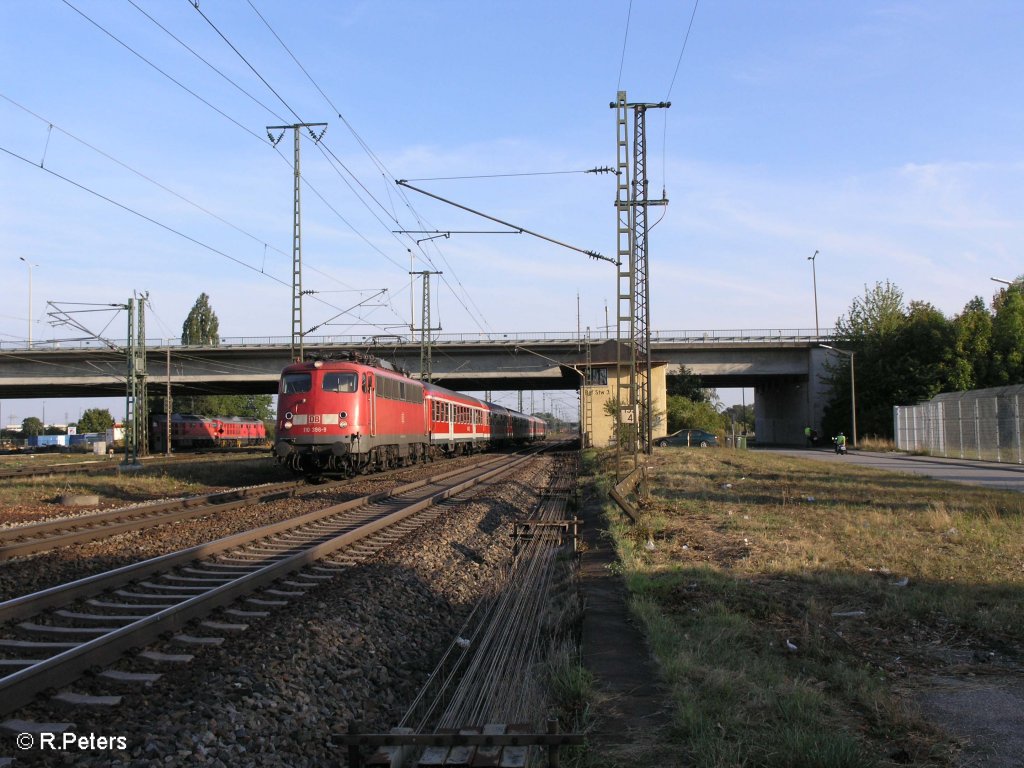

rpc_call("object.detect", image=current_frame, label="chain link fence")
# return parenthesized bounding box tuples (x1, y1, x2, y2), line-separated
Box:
(893, 385, 1024, 464)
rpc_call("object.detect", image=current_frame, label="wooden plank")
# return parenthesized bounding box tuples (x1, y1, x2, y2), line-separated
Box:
(471, 724, 505, 767)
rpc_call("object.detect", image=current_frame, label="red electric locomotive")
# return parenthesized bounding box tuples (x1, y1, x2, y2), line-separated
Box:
(273, 352, 545, 476)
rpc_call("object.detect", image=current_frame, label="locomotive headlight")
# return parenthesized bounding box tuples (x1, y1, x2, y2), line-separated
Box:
(339, 412, 348, 419)
(283, 420, 293, 429)
(313, 360, 324, 368)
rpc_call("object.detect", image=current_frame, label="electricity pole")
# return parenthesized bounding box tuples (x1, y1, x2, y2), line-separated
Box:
(19, 257, 37, 347)
(124, 295, 149, 466)
(267, 122, 327, 362)
(612, 91, 670, 473)
(410, 270, 442, 382)
(136, 292, 148, 457)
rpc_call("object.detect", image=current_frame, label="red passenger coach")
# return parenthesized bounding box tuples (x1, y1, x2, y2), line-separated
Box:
(273, 352, 544, 477)
(423, 384, 491, 453)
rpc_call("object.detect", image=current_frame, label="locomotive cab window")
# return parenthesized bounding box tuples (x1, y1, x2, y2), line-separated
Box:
(322, 372, 357, 393)
(281, 373, 312, 394)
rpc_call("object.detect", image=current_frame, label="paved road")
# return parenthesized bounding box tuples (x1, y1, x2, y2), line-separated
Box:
(771, 448, 1024, 493)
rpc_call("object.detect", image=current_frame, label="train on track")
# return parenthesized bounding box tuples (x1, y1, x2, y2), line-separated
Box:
(273, 352, 546, 476)
(150, 414, 268, 451)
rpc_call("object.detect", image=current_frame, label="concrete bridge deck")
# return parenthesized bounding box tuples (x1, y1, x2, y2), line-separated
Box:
(0, 330, 842, 444)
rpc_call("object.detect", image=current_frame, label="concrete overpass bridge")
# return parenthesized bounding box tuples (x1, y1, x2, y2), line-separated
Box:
(0, 329, 841, 444)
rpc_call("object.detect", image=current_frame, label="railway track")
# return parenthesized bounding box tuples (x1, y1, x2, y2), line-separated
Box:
(0, 454, 501, 560)
(0, 458, 121, 481)
(0, 448, 269, 482)
(0, 478, 314, 560)
(0, 447, 544, 718)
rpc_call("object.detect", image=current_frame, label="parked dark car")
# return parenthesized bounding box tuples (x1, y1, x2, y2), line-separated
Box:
(656, 429, 719, 448)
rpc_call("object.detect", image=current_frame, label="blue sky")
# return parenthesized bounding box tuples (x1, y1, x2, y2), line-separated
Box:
(2, 1, 1022, 423)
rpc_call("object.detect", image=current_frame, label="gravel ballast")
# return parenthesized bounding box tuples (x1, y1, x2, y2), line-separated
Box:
(3, 455, 555, 767)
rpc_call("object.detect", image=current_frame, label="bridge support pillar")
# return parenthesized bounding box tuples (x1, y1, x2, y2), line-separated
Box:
(754, 378, 809, 446)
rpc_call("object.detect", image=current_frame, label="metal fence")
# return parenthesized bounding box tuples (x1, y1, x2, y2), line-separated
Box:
(893, 385, 1024, 465)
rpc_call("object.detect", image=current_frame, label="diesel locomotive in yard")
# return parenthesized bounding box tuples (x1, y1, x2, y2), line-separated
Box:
(273, 352, 545, 476)
(150, 413, 267, 451)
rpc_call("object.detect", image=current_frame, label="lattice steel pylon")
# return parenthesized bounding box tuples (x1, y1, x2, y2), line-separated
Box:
(612, 91, 669, 473)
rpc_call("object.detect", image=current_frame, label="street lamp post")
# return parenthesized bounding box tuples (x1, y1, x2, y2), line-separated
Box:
(808, 250, 819, 337)
(990, 277, 1013, 286)
(820, 344, 856, 448)
(19, 257, 37, 347)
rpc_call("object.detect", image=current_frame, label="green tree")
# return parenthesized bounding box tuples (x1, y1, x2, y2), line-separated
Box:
(181, 293, 220, 346)
(179, 293, 221, 414)
(990, 285, 1024, 385)
(665, 396, 729, 434)
(723, 403, 754, 433)
(174, 295, 272, 420)
(601, 398, 630, 447)
(666, 367, 715, 402)
(951, 296, 993, 390)
(824, 281, 911, 439)
(895, 301, 956, 398)
(834, 280, 906, 342)
(77, 408, 115, 433)
(21, 416, 44, 437)
(190, 394, 273, 421)
(823, 281, 1007, 440)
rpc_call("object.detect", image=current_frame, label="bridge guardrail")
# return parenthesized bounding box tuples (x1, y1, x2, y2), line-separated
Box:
(1, 329, 835, 352)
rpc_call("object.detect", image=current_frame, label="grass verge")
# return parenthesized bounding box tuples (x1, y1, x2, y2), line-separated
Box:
(595, 448, 1023, 767)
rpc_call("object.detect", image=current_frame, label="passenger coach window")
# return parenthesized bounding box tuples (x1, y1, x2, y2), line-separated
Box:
(281, 373, 312, 394)
(322, 373, 357, 393)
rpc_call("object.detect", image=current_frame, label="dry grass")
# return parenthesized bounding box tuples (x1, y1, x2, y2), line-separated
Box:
(593, 448, 1024, 767)
(0, 454, 288, 523)
(855, 435, 897, 452)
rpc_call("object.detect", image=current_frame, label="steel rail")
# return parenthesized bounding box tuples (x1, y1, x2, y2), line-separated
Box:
(0, 479, 313, 560)
(0, 453, 509, 624)
(0, 453, 501, 560)
(0, 449, 270, 482)
(0, 461, 118, 481)
(0, 449, 542, 716)
(399, 452, 577, 734)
